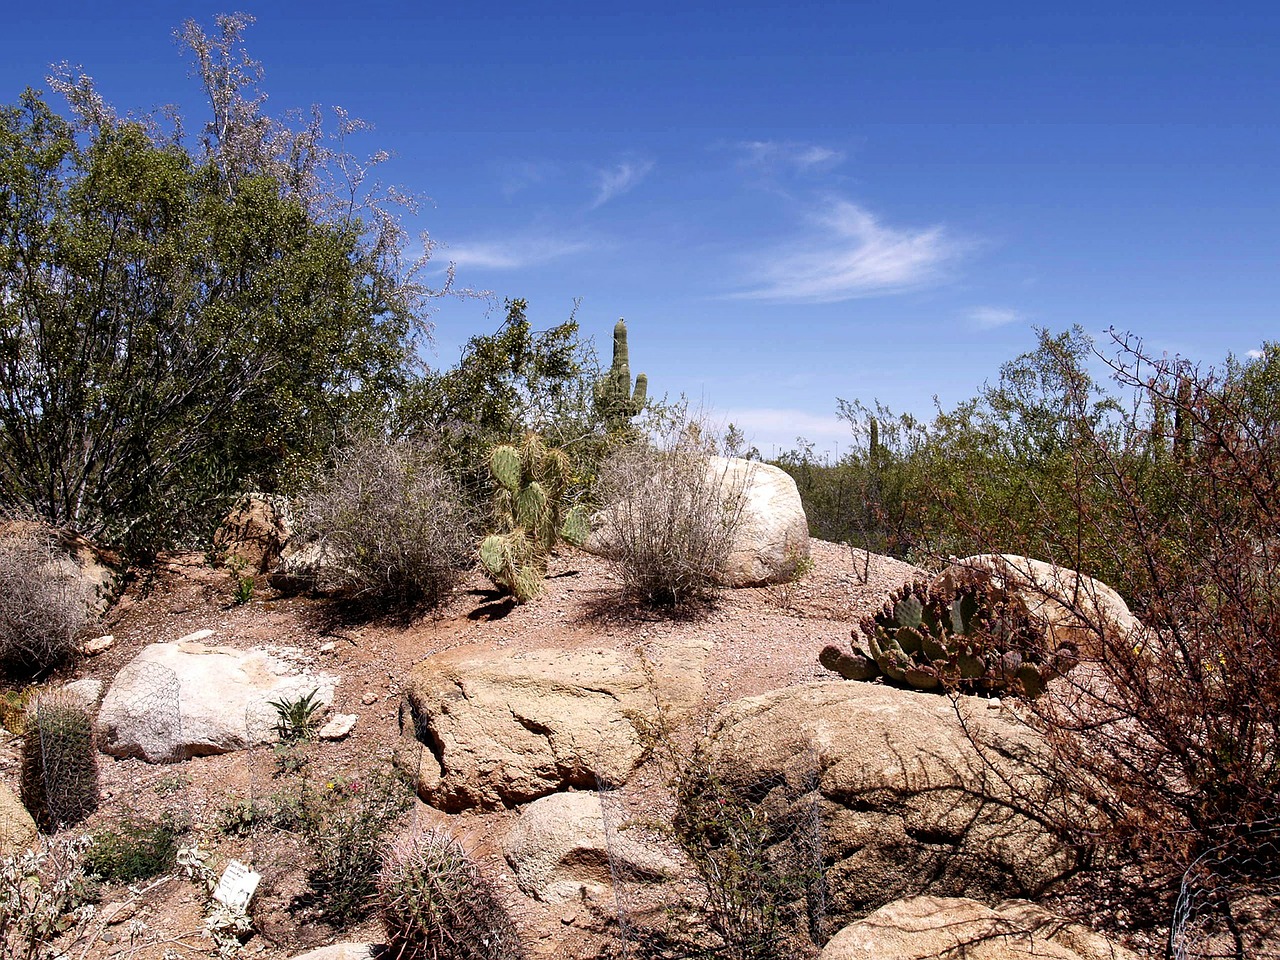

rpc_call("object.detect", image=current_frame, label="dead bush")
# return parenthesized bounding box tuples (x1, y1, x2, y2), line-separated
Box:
(593, 427, 748, 608)
(0, 527, 91, 672)
(294, 437, 474, 607)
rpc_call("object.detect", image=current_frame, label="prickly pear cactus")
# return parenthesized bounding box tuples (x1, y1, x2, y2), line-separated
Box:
(819, 569, 1077, 698)
(479, 433, 587, 603)
(594, 318, 648, 429)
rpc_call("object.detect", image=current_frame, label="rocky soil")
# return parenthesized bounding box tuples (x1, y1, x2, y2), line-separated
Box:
(0, 540, 1165, 960)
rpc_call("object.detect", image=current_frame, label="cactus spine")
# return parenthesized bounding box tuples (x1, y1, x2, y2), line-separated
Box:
(20, 691, 100, 831)
(479, 433, 588, 603)
(378, 828, 525, 960)
(594, 318, 648, 429)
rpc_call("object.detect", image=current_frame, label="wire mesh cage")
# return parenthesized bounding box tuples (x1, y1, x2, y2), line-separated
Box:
(1170, 825, 1280, 960)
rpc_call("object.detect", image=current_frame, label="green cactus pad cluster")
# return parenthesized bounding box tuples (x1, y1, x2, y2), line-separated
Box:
(820, 569, 1078, 698)
(594, 318, 648, 429)
(478, 433, 589, 603)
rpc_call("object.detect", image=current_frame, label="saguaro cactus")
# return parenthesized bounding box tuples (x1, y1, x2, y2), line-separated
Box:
(478, 434, 589, 603)
(594, 318, 648, 429)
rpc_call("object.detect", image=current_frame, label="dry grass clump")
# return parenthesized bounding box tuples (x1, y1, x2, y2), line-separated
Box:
(294, 436, 474, 607)
(592, 429, 748, 608)
(0, 526, 92, 672)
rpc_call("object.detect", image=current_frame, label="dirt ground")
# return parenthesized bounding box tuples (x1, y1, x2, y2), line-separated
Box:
(0, 540, 1163, 959)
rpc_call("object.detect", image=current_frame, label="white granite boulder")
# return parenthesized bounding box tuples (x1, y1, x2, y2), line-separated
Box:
(98, 641, 336, 762)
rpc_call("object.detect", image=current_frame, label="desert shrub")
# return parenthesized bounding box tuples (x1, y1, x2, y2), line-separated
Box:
(19, 693, 98, 832)
(83, 817, 178, 883)
(378, 828, 524, 960)
(940, 332, 1280, 881)
(268, 688, 325, 743)
(295, 436, 474, 607)
(0, 529, 91, 673)
(593, 424, 748, 607)
(0, 836, 94, 960)
(300, 770, 412, 923)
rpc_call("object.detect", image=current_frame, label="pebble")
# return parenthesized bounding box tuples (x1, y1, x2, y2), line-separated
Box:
(83, 634, 115, 656)
(361, 691, 378, 705)
(318, 713, 357, 740)
(319, 641, 336, 654)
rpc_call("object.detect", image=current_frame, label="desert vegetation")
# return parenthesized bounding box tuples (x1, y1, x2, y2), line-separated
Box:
(1, 13, 1277, 960)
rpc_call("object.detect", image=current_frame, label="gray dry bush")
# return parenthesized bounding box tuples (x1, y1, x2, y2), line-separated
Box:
(295, 437, 474, 606)
(593, 434, 748, 607)
(0, 527, 91, 671)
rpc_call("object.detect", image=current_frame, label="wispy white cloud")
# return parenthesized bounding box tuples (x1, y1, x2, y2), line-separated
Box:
(591, 159, 654, 208)
(737, 140, 845, 174)
(497, 159, 559, 198)
(965, 306, 1022, 330)
(1247, 348, 1265, 359)
(731, 199, 960, 303)
(444, 236, 591, 270)
(718, 407, 850, 458)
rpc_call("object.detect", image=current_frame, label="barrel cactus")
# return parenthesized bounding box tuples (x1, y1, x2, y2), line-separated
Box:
(379, 828, 524, 960)
(594, 318, 648, 430)
(479, 433, 589, 603)
(820, 569, 1077, 697)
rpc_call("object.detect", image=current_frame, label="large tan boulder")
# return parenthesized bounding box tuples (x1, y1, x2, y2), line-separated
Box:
(0, 780, 38, 856)
(503, 791, 681, 903)
(400, 640, 707, 812)
(703, 682, 1086, 927)
(820, 896, 1137, 960)
(933, 555, 1140, 656)
(98, 641, 336, 762)
(213, 493, 291, 574)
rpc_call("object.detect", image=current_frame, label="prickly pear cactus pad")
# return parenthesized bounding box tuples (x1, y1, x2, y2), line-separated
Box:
(820, 569, 1078, 698)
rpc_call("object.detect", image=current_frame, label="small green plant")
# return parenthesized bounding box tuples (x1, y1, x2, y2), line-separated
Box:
(19, 693, 99, 832)
(232, 574, 254, 605)
(216, 797, 267, 838)
(83, 817, 179, 883)
(820, 568, 1077, 697)
(272, 741, 309, 777)
(478, 433, 589, 603)
(153, 771, 190, 797)
(268, 688, 324, 743)
(0, 835, 94, 960)
(378, 828, 525, 960)
(302, 770, 412, 923)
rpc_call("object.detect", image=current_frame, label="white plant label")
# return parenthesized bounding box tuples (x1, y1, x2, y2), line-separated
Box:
(213, 860, 261, 912)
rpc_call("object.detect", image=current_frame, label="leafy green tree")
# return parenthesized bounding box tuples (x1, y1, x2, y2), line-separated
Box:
(0, 17, 450, 553)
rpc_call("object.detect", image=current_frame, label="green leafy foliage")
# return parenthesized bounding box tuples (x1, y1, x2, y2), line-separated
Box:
(268, 688, 325, 744)
(83, 817, 179, 884)
(0, 17, 442, 555)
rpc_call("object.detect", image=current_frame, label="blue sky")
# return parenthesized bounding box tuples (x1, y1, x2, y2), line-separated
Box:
(6, 1, 1278, 458)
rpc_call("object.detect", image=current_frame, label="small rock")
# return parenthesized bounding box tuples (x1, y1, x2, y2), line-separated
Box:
(83, 635, 115, 656)
(61, 678, 104, 708)
(318, 713, 357, 741)
(361, 691, 378, 705)
(319, 641, 336, 654)
(101, 901, 137, 925)
(177, 628, 215, 644)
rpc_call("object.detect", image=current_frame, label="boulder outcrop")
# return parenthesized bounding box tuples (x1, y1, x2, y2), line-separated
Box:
(213, 493, 291, 574)
(932, 555, 1139, 656)
(98, 641, 336, 762)
(503, 790, 680, 903)
(820, 896, 1138, 960)
(399, 640, 707, 811)
(702, 682, 1084, 926)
